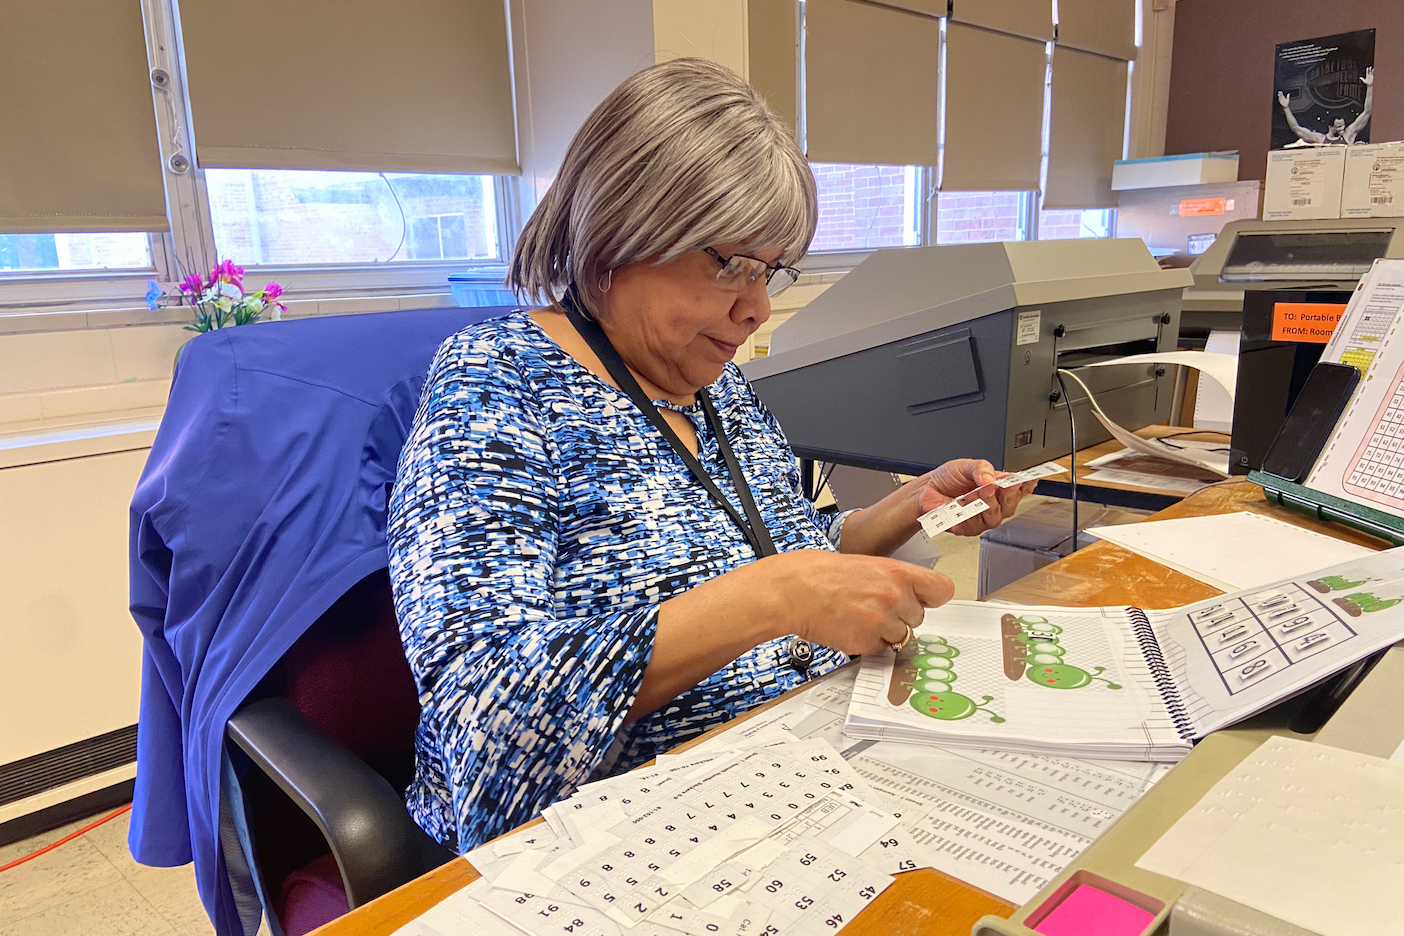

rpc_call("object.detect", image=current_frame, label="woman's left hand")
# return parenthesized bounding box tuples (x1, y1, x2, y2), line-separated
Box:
(914, 458, 1037, 536)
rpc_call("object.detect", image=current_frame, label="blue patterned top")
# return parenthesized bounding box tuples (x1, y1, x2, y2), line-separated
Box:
(387, 312, 849, 852)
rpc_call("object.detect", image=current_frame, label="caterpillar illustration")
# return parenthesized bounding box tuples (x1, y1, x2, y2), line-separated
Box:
(888, 635, 1005, 723)
(1001, 614, 1122, 690)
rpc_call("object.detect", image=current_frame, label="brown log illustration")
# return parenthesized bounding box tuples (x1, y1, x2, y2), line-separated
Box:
(1001, 614, 1027, 681)
(887, 641, 920, 705)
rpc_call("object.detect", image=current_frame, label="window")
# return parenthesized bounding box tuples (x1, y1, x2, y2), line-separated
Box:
(409, 214, 470, 261)
(205, 169, 499, 266)
(936, 191, 1029, 244)
(1038, 208, 1114, 240)
(810, 164, 921, 252)
(0, 233, 152, 272)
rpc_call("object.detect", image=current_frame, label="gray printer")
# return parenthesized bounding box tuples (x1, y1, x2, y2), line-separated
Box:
(1182, 217, 1404, 335)
(743, 239, 1193, 474)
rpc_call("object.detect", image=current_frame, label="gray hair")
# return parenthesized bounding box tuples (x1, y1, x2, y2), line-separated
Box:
(508, 57, 817, 310)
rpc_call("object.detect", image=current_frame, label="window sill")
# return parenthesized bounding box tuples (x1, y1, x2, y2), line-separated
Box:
(0, 416, 161, 470)
(0, 261, 500, 335)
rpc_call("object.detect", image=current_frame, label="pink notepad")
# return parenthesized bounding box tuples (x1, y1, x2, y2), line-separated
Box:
(1032, 884, 1156, 936)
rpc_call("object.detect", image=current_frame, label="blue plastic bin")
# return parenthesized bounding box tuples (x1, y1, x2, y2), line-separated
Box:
(448, 271, 517, 308)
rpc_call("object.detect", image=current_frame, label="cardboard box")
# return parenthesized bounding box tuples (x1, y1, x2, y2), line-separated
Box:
(1341, 142, 1404, 218)
(977, 501, 1149, 599)
(1263, 146, 1346, 221)
(1112, 152, 1239, 191)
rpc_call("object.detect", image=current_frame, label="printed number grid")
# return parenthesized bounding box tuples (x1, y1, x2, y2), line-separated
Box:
(1346, 375, 1404, 504)
(1187, 584, 1357, 695)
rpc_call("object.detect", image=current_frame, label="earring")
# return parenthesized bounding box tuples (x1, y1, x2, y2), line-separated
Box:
(598, 270, 612, 293)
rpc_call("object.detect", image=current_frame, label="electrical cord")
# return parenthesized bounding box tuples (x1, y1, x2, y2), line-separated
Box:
(379, 172, 408, 263)
(815, 461, 837, 503)
(1054, 371, 1080, 553)
(0, 804, 131, 874)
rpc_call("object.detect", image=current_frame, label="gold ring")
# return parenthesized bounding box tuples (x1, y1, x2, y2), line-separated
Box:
(887, 623, 914, 652)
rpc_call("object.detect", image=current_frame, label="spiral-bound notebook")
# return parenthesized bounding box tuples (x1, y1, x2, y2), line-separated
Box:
(844, 547, 1404, 761)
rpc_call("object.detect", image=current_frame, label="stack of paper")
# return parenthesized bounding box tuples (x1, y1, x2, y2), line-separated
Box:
(394, 671, 1173, 935)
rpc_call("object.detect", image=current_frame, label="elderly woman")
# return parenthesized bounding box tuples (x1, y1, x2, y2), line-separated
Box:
(387, 58, 1034, 852)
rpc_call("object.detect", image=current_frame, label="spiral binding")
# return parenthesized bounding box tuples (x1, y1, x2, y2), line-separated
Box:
(1130, 608, 1196, 740)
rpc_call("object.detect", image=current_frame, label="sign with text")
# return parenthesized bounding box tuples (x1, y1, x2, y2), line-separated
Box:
(1271, 302, 1348, 343)
(1180, 197, 1227, 217)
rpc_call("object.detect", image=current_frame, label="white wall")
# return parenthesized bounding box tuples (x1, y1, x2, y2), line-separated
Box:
(0, 448, 150, 764)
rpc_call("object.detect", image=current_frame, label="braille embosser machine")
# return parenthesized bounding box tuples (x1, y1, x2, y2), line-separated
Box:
(743, 240, 1195, 474)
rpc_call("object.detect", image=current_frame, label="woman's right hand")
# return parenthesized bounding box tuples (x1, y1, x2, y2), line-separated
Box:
(750, 549, 954, 656)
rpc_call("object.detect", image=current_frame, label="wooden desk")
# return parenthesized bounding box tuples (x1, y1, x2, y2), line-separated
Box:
(312, 480, 1386, 936)
(993, 479, 1389, 610)
(1034, 424, 1230, 513)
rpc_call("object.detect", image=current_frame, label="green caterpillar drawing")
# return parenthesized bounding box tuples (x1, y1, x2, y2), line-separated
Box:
(888, 636, 1006, 723)
(1306, 575, 1369, 593)
(1333, 591, 1403, 616)
(1001, 614, 1122, 690)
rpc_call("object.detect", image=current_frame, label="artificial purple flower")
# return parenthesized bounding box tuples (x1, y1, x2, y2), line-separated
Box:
(179, 274, 204, 294)
(212, 259, 245, 289)
(263, 282, 283, 301)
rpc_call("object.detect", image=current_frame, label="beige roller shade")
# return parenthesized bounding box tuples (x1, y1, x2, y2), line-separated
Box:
(805, 0, 941, 166)
(747, 0, 799, 134)
(179, 0, 517, 175)
(0, 0, 167, 233)
(949, 0, 1054, 43)
(941, 23, 1046, 191)
(861, 0, 943, 17)
(1057, 0, 1137, 61)
(1045, 46, 1128, 209)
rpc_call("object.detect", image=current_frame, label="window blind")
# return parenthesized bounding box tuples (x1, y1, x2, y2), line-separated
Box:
(747, 0, 800, 134)
(0, 0, 168, 233)
(178, 0, 518, 175)
(859, 0, 944, 17)
(1045, 46, 1129, 209)
(941, 22, 1047, 191)
(949, 0, 1055, 43)
(804, 0, 941, 167)
(1057, 0, 1137, 61)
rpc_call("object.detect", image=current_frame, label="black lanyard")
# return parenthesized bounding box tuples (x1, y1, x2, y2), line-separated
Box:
(559, 288, 813, 671)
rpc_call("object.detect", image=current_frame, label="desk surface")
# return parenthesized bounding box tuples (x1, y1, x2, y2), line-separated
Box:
(310, 480, 1386, 936)
(1032, 424, 1233, 513)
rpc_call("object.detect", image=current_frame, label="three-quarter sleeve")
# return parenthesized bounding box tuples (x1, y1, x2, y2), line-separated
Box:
(388, 333, 657, 851)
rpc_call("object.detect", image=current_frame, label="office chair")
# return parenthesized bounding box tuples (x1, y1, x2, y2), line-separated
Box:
(129, 304, 514, 936)
(221, 309, 516, 935)
(226, 568, 447, 936)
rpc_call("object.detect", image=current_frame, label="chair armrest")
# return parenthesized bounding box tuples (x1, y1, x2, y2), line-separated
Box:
(227, 696, 454, 908)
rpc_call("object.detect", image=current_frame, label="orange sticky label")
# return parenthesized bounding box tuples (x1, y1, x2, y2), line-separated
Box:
(1271, 302, 1347, 343)
(1180, 198, 1227, 217)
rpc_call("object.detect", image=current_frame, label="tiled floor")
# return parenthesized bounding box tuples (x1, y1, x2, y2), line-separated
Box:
(0, 809, 222, 936)
(1, 495, 1054, 934)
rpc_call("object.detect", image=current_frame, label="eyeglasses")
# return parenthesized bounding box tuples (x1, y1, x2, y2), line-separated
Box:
(703, 247, 801, 297)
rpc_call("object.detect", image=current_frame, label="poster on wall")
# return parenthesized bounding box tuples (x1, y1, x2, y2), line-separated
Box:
(1272, 30, 1375, 149)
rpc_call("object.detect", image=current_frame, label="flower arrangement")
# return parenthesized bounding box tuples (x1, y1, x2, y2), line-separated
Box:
(145, 260, 287, 334)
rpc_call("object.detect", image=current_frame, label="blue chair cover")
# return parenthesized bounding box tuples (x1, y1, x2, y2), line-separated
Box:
(127, 306, 511, 935)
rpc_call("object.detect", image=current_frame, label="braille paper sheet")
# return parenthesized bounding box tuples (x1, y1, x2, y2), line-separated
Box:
(1136, 736, 1404, 936)
(420, 669, 1170, 936)
(1086, 511, 1374, 592)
